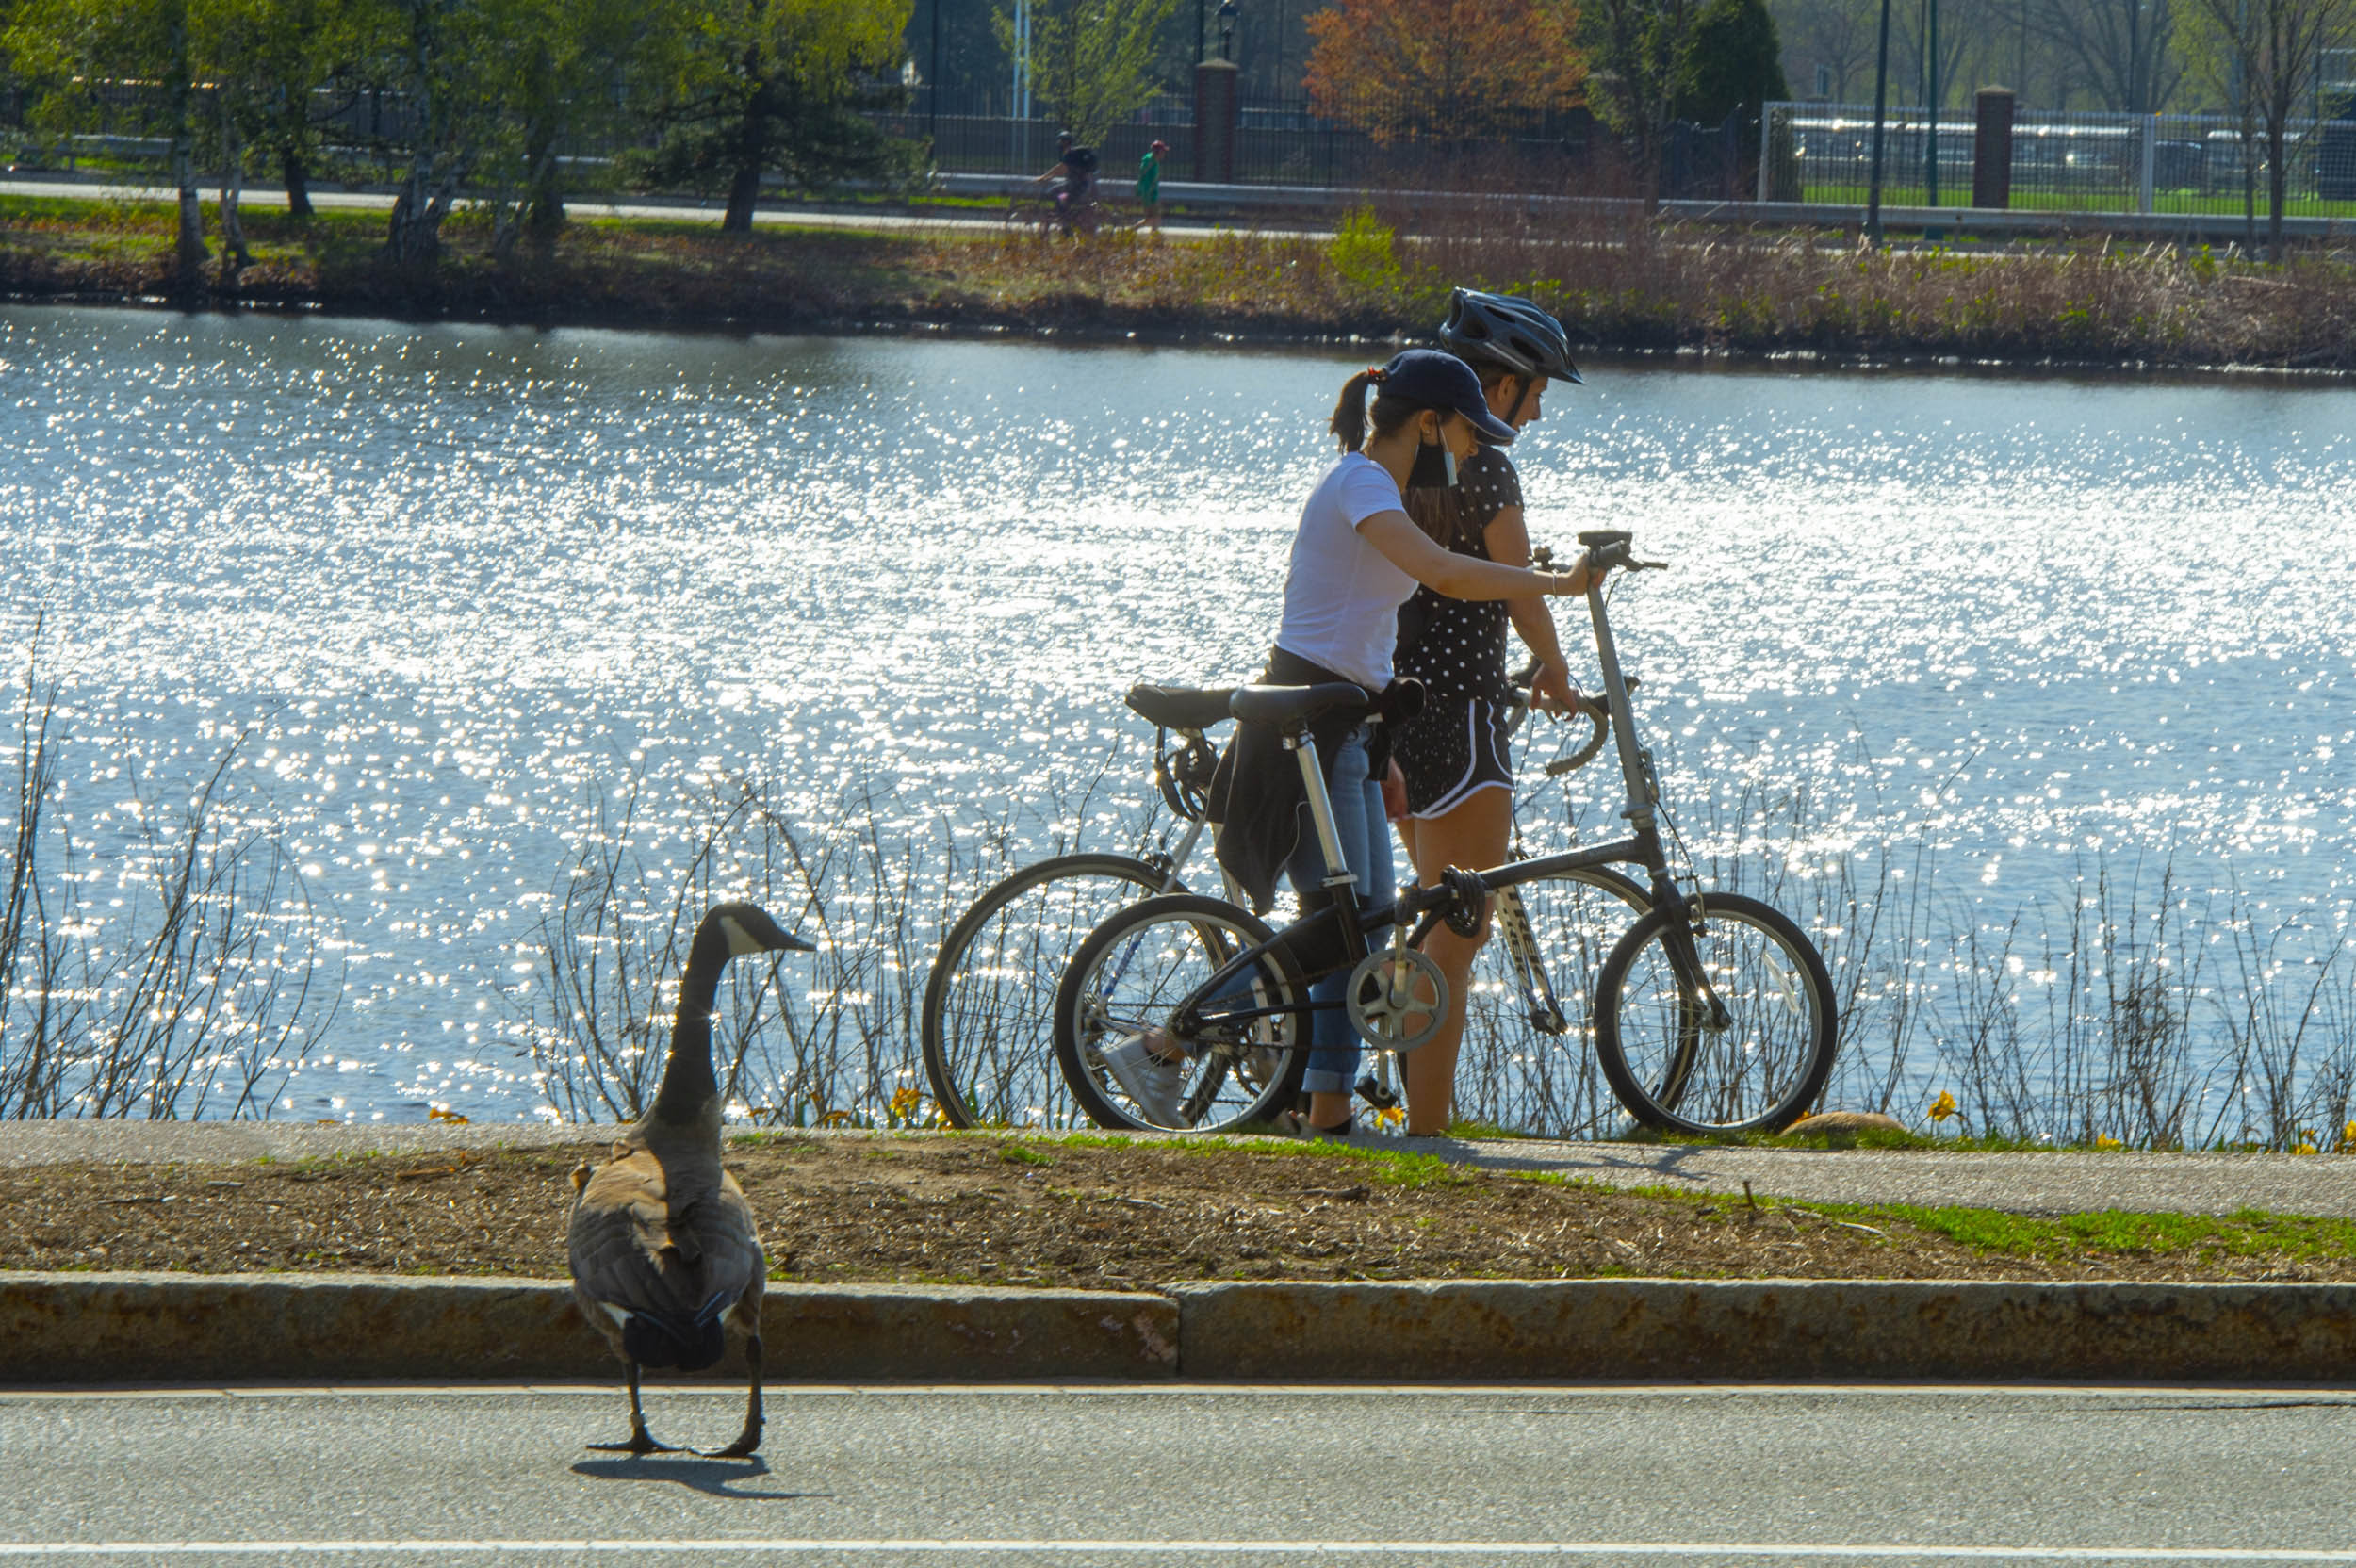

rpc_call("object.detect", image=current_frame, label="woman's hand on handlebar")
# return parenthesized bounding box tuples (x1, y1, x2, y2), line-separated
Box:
(1539, 547, 1599, 596)
(1530, 658, 1580, 716)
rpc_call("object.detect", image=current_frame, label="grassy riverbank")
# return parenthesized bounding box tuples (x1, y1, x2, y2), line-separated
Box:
(8, 1133, 2356, 1285)
(7, 191, 2356, 370)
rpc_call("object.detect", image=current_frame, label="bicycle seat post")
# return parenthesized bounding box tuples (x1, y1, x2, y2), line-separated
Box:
(1285, 726, 1357, 890)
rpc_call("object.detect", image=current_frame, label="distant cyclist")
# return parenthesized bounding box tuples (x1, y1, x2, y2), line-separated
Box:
(1390, 289, 1587, 1137)
(1035, 131, 1102, 232)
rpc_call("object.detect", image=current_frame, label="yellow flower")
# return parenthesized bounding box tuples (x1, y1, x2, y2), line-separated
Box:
(2295, 1142, 2320, 1156)
(427, 1106, 469, 1125)
(2094, 1134, 2122, 1150)
(1928, 1091, 1957, 1123)
(1375, 1104, 1405, 1130)
(2342, 1121, 2356, 1152)
(889, 1086, 923, 1122)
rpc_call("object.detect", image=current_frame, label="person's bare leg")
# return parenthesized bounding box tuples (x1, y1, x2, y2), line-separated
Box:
(1399, 789, 1512, 1135)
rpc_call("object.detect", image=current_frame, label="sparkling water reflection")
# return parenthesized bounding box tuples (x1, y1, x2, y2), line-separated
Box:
(3, 305, 2350, 1123)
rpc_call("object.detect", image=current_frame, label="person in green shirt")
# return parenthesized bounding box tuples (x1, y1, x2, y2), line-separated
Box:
(1137, 139, 1167, 235)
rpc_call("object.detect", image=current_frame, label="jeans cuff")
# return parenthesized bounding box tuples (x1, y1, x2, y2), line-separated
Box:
(1301, 1068, 1352, 1096)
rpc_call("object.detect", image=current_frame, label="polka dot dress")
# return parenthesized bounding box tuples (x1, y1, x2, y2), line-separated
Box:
(1394, 448, 1522, 818)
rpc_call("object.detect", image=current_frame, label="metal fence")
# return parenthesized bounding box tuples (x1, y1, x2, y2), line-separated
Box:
(888, 87, 1754, 199)
(888, 86, 1621, 190)
(1764, 100, 2356, 216)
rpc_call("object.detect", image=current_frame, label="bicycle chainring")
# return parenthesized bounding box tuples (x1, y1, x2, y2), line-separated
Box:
(1344, 948, 1448, 1053)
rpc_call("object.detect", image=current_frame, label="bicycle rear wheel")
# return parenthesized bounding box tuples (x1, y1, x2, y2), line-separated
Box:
(1593, 891, 1837, 1135)
(922, 853, 1181, 1129)
(1054, 893, 1306, 1134)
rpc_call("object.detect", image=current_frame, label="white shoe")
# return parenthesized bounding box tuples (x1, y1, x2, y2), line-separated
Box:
(1100, 1033, 1187, 1127)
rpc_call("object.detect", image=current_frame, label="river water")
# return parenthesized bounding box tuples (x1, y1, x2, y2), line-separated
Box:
(3, 305, 2351, 1125)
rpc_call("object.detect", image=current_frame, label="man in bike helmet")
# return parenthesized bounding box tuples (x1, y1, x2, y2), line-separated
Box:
(1386, 288, 1589, 1135)
(1437, 287, 1582, 422)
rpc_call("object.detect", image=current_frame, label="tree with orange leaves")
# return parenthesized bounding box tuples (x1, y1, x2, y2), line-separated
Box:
(1304, 0, 1587, 145)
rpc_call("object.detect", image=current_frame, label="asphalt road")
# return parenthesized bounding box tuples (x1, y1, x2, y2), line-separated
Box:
(4, 1382, 2354, 1563)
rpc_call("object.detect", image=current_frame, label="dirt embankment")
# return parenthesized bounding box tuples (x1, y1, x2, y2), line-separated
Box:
(4, 1134, 2351, 1287)
(8, 197, 2356, 371)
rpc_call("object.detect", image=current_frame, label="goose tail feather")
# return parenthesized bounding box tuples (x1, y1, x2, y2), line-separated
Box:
(616, 1289, 738, 1372)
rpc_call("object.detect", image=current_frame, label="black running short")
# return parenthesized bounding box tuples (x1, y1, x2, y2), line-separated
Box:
(1395, 695, 1513, 819)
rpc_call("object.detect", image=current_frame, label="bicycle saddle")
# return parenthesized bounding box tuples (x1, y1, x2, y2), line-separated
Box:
(1228, 683, 1370, 728)
(1126, 683, 1238, 731)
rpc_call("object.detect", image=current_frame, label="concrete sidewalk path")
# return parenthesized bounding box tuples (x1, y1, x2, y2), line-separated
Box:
(5, 1120, 2353, 1219)
(0, 176, 1308, 241)
(1430, 1135, 2356, 1219)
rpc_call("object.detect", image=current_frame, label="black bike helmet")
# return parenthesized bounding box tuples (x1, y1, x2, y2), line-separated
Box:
(1437, 288, 1582, 384)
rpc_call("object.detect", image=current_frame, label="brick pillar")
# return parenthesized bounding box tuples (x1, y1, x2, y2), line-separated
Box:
(1194, 58, 1238, 185)
(1972, 87, 2016, 209)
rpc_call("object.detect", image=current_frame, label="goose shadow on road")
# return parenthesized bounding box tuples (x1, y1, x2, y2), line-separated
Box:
(571, 1454, 830, 1501)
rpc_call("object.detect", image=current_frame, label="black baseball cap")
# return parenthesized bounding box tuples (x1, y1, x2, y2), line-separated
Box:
(1375, 349, 1516, 445)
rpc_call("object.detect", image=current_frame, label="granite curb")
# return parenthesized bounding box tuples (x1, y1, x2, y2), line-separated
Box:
(0, 1274, 1179, 1383)
(4, 1273, 2352, 1385)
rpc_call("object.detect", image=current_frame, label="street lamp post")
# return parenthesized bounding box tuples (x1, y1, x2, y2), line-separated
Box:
(1866, 0, 1893, 241)
(1922, 0, 1939, 205)
(1218, 0, 1238, 63)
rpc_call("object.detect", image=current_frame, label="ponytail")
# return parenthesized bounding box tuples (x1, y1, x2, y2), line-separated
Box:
(1328, 366, 1386, 452)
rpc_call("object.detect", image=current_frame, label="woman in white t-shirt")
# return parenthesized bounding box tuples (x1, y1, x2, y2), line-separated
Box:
(1104, 350, 1599, 1138)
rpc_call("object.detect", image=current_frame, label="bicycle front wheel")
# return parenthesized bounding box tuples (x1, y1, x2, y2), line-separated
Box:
(1054, 893, 1306, 1134)
(922, 853, 1181, 1129)
(1459, 866, 1652, 1138)
(1593, 891, 1837, 1135)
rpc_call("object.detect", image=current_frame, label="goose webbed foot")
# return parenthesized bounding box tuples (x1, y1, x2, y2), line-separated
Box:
(590, 1361, 678, 1456)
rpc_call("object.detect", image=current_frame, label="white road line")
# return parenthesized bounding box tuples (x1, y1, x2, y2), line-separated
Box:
(5, 1542, 2356, 1560)
(5, 1381, 2356, 1402)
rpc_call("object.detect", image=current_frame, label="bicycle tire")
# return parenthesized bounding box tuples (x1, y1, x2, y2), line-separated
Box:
(921, 852, 1182, 1129)
(1592, 891, 1838, 1135)
(1053, 893, 1308, 1134)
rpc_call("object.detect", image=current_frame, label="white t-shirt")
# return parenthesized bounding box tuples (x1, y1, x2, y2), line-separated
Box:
(1274, 452, 1415, 690)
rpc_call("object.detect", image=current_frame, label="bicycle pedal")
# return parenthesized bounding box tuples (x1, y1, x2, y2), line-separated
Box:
(1354, 1073, 1401, 1111)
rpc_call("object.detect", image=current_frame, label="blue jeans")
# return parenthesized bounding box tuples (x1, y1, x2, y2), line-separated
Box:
(1287, 727, 1395, 1098)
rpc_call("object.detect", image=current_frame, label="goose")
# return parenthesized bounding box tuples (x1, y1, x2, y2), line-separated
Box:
(566, 900, 811, 1458)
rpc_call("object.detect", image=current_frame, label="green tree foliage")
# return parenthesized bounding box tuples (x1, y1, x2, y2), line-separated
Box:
(995, 0, 1181, 146)
(1675, 0, 1786, 162)
(630, 0, 916, 233)
(195, 0, 368, 220)
(7, 0, 209, 283)
(2176, 0, 2356, 255)
(1582, 0, 1703, 199)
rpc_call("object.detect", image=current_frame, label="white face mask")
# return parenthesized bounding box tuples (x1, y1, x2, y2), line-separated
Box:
(1415, 432, 1458, 488)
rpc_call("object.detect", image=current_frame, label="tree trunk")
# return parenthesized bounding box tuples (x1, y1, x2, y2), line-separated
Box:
(2242, 119, 2256, 253)
(282, 148, 313, 219)
(523, 133, 564, 243)
(722, 160, 762, 232)
(163, 4, 208, 294)
(385, 160, 460, 267)
(218, 101, 252, 285)
(2266, 115, 2287, 261)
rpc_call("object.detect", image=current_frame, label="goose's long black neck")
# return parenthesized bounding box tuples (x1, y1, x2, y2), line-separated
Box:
(648, 918, 733, 1128)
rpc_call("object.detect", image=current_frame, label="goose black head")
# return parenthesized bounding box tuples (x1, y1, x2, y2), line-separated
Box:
(708, 902, 814, 958)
